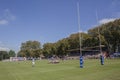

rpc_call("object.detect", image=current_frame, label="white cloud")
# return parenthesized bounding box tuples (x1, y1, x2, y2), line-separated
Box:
(78, 30, 88, 33)
(0, 41, 2, 44)
(0, 41, 10, 51)
(4, 9, 16, 20)
(99, 18, 116, 24)
(83, 31, 88, 33)
(0, 47, 10, 51)
(0, 9, 16, 25)
(0, 19, 8, 25)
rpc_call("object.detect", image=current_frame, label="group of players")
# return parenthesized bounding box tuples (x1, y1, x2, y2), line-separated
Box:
(32, 54, 104, 68)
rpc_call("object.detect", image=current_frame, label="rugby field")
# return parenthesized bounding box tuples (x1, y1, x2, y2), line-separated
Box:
(0, 59, 120, 80)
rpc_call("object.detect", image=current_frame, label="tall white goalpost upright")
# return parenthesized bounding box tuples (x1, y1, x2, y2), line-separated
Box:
(96, 10, 104, 65)
(77, 2, 84, 68)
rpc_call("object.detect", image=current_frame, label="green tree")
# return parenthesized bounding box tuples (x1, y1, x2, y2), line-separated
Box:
(43, 43, 56, 57)
(9, 50, 16, 57)
(0, 51, 9, 60)
(101, 20, 120, 53)
(88, 19, 120, 53)
(68, 33, 79, 49)
(19, 40, 41, 58)
(56, 38, 70, 56)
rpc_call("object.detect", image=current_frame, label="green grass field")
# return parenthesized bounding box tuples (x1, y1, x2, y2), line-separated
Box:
(0, 59, 120, 80)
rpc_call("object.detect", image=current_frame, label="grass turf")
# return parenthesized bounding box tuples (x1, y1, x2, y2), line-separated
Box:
(0, 59, 120, 80)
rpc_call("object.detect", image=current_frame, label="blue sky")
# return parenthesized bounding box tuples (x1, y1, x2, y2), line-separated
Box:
(0, 0, 120, 52)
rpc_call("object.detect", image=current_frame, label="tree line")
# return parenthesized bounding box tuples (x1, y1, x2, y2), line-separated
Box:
(17, 19, 120, 58)
(1, 19, 120, 59)
(0, 50, 16, 60)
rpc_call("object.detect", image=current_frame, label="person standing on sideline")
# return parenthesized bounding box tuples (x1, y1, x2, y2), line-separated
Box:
(100, 54, 104, 65)
(32, 58, 35, 67)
